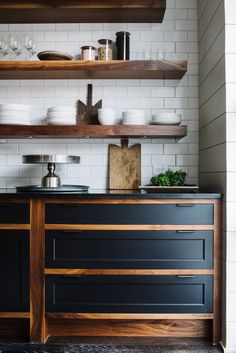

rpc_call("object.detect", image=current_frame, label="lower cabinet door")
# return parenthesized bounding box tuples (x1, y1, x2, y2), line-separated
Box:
(0, 230, 30, 312)
(46, 275, 213, 314)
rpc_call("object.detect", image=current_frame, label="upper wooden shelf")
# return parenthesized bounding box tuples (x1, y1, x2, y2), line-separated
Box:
(0, 0, 166, 23)
(0, 124, 187, 139)
(0, 60, 187, 80)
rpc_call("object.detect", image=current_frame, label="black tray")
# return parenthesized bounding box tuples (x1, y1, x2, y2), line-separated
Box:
(16, 185, 89, 192)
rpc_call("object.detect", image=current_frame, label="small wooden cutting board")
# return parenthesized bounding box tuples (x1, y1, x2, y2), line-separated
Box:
(109, 139, 141, 190)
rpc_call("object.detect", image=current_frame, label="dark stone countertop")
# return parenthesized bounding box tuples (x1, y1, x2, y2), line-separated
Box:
(0, 188, 222, 199)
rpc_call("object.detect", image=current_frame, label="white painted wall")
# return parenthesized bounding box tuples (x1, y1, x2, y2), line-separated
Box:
(0, 0, 199, 189)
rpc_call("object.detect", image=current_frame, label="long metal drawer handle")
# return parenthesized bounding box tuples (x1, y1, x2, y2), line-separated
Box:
(61, 230, 82, 233)
(177, 275, 196, 278)
(176, 230, 196, 233)
(177, 204, 196, 207)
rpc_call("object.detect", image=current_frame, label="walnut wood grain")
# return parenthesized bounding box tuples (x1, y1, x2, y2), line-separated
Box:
(0, 124, 187, 139)
(0, 0, 166, 23)
(0, 224, 30, 230)
(212, 200, 222, 344)
(0, 312, 30, 318)
(45, 224, 214, 231)
(45, 199, 217, 205)
(30, 199, 46, 343)
(45, 269, 214, 276)
(46, 319, 210, 338)
(46, 313, 214, 320)
(0, 60, 186, 80)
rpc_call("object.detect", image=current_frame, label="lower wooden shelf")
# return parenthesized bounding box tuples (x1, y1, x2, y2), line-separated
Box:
(0, 124, 187, 139)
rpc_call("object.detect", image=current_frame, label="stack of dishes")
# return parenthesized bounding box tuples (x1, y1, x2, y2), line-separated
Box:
(0, 104, 31, 125)
(151, 113, 182, 125)
(46, 106, 77, 125)
(122, 110, 146, 125)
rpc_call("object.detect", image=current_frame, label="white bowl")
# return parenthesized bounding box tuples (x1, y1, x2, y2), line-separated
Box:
(0, 119, 31, 125)
(98, 109, 116, 125)
(46, 118, 76, 125)
(122, 110, 145, 119)
(152, 113, 182, 122)
(47, 106, 76, 113)
(0, 104, 31, 112)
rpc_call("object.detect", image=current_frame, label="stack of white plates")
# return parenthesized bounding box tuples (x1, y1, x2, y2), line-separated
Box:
(151, 113, 182, 125)
(122, 110, 146, 125)
(0, 104, 31, 125)
(46, 106, 77, 125)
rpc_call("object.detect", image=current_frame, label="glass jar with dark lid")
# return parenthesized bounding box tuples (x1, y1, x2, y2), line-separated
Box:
(81, 45, 96, 60)
(116, 31, 131, 60)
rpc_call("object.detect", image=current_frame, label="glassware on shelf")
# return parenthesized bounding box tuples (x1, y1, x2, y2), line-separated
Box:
(81, 45, 96, 60)
(8, 33, 20, 60)
(22, 33, 34, 59)
(98, 39, 112, 61)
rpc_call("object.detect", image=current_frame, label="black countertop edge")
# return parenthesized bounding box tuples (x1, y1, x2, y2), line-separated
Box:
(0, 189, 222, 199)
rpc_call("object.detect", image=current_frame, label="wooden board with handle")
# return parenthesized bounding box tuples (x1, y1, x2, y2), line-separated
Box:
(109, 139, 141, 190)
(77, 84, 102, 125)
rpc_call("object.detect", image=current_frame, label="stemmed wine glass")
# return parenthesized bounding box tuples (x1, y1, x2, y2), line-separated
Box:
(22, 33, 34, 59)
(8, 33, 20, 60)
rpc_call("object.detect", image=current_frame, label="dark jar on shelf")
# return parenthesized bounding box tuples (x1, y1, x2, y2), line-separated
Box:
(116, 31, 131, 60)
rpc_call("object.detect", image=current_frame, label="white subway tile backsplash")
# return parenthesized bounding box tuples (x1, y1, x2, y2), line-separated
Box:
(0, 1, 199, 188)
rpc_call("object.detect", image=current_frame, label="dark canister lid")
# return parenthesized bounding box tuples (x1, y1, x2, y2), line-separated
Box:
(98, 39, 113, 45)
(81, 45, 96, 50)
(116, 31, 131, 36)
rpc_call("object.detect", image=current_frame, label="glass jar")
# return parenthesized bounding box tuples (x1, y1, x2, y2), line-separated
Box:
(81, 45, 96, 60)
(98, 39, 112, 61)
(116, 31, 130, 60)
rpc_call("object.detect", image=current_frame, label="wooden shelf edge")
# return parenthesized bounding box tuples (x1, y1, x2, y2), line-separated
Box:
(0, 124, 187, 139)
(45, 269, 214, 275)
(0, 60, 187, 80)
(0, 312, 30, 318)
(0, 1, 166, 24)
(45, 313, 214, 320)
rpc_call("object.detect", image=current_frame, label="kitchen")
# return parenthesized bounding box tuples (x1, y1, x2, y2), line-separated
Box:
(0, 0, 235, 352)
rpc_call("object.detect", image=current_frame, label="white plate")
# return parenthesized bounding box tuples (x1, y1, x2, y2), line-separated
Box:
(47, 121, 76, 125)
(47, 106, 76, 113)
(0, 104, 31, 111)
(0, 120, 31, 125)
(0, 113, 31, 119)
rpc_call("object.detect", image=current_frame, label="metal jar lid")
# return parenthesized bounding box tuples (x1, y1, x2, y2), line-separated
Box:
(81, 45, 96, 50)
(116, 31, 131, 36)
(98, 39, 113, 45)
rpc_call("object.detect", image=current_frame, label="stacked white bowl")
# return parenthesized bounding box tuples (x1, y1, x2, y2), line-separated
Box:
(122, 110, 146, 125)
(151, 113, 182, 125)
(0, 104, 31, 125)
(46, 106, 77, 125)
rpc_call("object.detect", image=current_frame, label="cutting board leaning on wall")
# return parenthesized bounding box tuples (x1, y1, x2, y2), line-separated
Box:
(109, 139, 141, 189)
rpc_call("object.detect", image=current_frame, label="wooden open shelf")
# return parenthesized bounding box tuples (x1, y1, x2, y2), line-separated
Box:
(0, 124, 187, 139)
(0, 60, 187, 80)
(0, 0, 166, 23)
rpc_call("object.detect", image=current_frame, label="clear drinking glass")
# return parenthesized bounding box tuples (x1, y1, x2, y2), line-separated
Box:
(8, 33, 20, 60)
(22, 33, 34, 59)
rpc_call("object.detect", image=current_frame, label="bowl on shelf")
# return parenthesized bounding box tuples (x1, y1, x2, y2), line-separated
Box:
(151, 113, 182, 125)
(98, 108, 116, 125)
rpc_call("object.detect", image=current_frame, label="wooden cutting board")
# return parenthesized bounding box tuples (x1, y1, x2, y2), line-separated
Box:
(109, 139, 141, 190)
(77, 84, 102, 125)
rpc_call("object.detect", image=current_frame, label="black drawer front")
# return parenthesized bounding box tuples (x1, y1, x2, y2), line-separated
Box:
(0, 231, 30, 312)
(45, 204, 214, 225)
(0, 203, 30, 224)
(46, 275, 213, 314)
(45, 230, 213, 269)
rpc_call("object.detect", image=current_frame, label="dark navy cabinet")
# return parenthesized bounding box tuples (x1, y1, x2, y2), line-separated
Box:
(0, 203, 30, 224)
(45, 203, 214, 225)
(46, 275, 213, 314)
(0, 230, 30, 312)
(45, 230, 213, 269)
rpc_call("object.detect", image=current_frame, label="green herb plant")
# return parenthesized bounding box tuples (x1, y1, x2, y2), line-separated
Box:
(150, 169, 187, 187)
